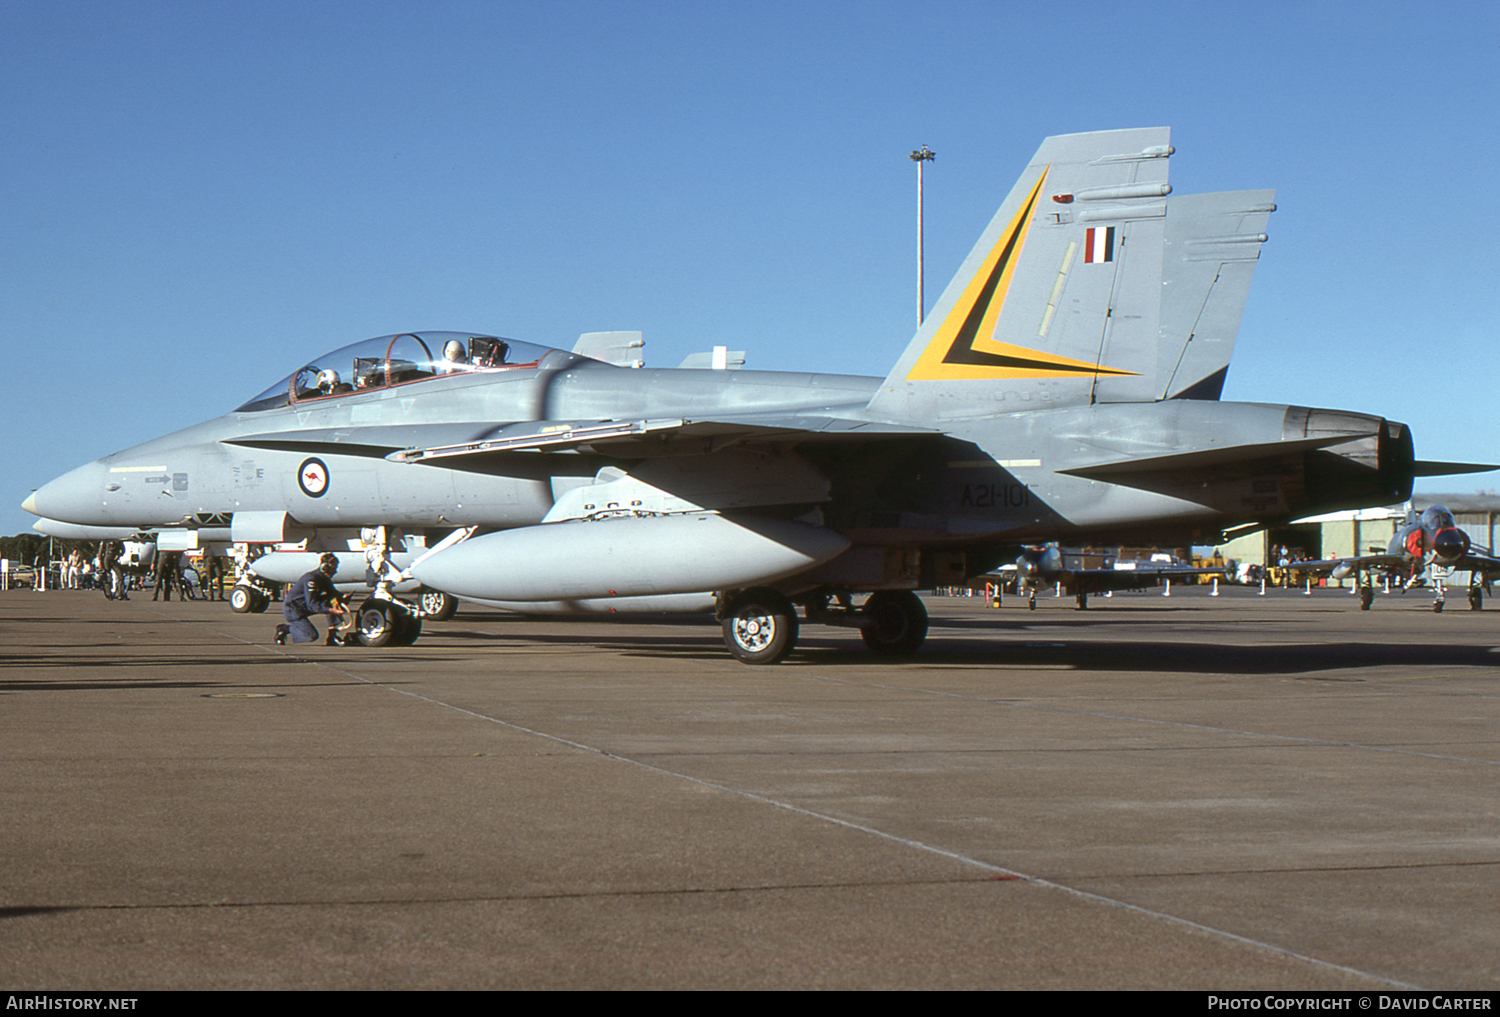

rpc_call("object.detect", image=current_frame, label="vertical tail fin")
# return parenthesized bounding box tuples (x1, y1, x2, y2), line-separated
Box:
(1158, 190, 1276, 400)
(869, 128, 1173, 419)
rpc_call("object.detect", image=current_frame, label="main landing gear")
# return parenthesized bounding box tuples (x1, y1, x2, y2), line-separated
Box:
(354, 596, 423, 647)
(718, 588, 931, 664)
(353, 588, 454, 643)
(858, 591, 929, 656)
(348, 527, 452, 646)
(720, 588, 799, 665)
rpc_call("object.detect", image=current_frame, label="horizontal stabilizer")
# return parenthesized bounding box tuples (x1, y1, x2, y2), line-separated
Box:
(1412, 460, 1500, 477)
(1058, 432, 1376, 480)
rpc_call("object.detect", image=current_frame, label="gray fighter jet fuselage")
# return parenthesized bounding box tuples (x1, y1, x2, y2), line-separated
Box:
(27, 336, 1411, 561)
(24, 128, 1436, 662)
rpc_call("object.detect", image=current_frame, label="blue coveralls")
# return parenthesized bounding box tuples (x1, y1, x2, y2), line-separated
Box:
(281, 568, 339, 643)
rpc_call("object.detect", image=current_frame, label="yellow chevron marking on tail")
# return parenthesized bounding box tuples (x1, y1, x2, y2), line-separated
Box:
(906, 169, 1137, 382)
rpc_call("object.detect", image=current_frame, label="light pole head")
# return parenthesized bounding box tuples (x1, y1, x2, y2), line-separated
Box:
(909, 145, 936, 163)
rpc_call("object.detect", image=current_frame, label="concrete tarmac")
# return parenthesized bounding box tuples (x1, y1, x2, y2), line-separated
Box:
(2, 584, 1498, 990)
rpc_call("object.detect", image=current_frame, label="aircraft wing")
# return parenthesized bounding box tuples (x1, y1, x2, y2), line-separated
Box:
(1296, 551, 1500, 578)
(1457, 549, 1500, 577)
(1276, 554, 1403, 576)
(1060, 564, 1227, 593)
(226, 414, 940, 463)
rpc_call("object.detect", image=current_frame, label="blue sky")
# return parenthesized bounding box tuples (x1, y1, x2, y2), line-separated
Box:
(4, 0, 1497, 537)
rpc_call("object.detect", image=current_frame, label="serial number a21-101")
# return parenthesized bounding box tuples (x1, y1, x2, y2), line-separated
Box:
(959, 483, 1031, 510)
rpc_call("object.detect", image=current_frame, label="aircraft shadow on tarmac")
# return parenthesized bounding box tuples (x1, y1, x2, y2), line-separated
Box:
(424, 626, 1500, 677)
(6, 612, 1492, 682)
(894, 638, 1498, 676)
(0, 905, 81, 921)
(0, 647, 424, 693)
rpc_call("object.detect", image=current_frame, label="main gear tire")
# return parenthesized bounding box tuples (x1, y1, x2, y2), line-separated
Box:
(859, 590, 929, 657)
(357, 599, 407, 648)
(393, 615, 422, 646)
(721, 588, 798, 665)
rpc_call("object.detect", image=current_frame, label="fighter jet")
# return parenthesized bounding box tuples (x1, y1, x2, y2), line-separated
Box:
(1003, 543, 1227, 610)
(24, 128, 1449, 662)
(1295, 505, 1500, 612)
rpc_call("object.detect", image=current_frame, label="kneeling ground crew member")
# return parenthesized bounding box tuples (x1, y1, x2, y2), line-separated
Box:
(275, 552, 351, 645)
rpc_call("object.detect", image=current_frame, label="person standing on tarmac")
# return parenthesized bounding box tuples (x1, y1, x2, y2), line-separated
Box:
(151, 550, 177, 601)
(275, 552, 350, 646)
(100, 541, 126, 601)
(202, 551, 226, 602)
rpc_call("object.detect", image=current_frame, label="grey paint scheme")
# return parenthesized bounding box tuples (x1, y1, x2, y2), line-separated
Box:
(1158, 189, 1275, 400)
(25, 128, 1424, 650)
(1005, 543, 1227, 601)
(1300, 505, 1500, 585)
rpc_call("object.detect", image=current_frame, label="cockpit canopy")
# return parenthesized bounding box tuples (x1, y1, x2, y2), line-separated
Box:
(235, 332, 558, 413)
(1419, 505, 1457, 530)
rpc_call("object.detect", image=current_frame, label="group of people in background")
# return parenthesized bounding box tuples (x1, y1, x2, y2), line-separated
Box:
(24, 542, 228, 602)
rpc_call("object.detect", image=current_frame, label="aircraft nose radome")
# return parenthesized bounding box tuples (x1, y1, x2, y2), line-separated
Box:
(1435, 528, 1470, 561)
(26, 461, 109, 525)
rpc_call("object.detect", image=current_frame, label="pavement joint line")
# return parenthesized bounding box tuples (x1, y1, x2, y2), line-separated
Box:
(154, 606, 1425, 990)
(1060, 857, 1500, 881)
(777, 668, 1500, 769)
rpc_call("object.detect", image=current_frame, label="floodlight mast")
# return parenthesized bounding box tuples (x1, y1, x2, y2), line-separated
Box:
(910, 145, 936, 325)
